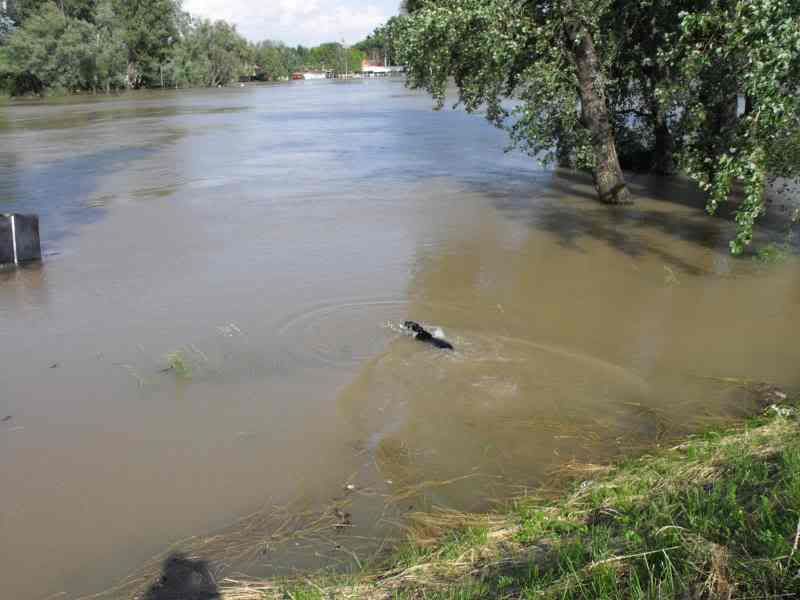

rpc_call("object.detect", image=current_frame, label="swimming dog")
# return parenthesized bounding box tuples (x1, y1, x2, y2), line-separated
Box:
(404, 321, 454, 350)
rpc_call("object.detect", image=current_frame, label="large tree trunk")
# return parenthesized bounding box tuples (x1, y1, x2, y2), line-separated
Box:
(126, 61, 140, 89)
(563, 9, 631, 204)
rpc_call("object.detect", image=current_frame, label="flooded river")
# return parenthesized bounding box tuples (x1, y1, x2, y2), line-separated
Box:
(1, 80, 798, 599)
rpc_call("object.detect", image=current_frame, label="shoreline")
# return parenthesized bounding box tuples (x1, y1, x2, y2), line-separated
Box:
(214, 390, 798, 599)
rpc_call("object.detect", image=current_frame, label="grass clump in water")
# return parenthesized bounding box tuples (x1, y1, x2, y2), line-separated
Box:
(220, 398, 800, 599)
(165, 350, 192, 379)
(754, 241, 793, 264)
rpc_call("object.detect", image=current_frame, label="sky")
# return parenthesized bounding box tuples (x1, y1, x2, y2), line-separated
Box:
(182, 0, 401, 47)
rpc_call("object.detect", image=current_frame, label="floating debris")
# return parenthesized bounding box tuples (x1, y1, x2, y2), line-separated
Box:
(333, 508, 353, 528)
(663, 265, 680, 286)
(217, 322, 244, 338)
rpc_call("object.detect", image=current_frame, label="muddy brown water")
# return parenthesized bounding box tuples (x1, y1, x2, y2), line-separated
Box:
(1, 80, 798, 599)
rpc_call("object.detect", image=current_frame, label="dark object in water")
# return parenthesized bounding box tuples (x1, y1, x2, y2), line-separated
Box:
(0, 213, 42, 266)
(404, 321, 454, 350)
(333, 507, 353, 528)
(2, 415, 11, 422)
(145, 553, 219, 600)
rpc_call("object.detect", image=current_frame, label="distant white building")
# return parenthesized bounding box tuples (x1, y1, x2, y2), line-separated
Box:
(291, 71, 329, 81)
(360, 60, 405, 78)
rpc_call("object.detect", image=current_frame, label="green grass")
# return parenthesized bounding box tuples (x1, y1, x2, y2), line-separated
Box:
(504, 426, 800, 599)
(221, 402, 800, 599)
(283, 586, 324, 600)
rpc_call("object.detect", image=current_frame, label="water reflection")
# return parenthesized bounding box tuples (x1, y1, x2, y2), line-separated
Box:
(0, 263, 49, 310)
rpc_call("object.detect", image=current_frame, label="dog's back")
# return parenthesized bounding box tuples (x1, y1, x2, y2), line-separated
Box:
(404, 321, 454, 350)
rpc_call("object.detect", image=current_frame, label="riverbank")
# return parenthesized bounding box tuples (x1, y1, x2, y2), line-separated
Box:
(221, 391, 799, 599)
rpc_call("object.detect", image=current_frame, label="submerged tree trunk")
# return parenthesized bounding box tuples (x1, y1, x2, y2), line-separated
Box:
(563, 8, 631, 204)
(652, 104, 675, 175)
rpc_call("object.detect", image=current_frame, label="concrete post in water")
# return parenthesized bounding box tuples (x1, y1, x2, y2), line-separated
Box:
(0, 215, 13, 265)
(0, 214, 42, 267)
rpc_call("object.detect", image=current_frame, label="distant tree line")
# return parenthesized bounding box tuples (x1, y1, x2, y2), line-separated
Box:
(0, 0, 366, 95)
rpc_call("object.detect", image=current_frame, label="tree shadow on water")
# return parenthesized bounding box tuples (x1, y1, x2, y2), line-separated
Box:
(472, 167, 797, 271)
(144, 554, 220, 600)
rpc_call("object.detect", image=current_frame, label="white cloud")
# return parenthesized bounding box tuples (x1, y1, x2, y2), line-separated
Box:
(182, 0, 395, 46)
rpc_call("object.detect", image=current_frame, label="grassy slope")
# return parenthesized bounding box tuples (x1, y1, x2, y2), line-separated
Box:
(224, 403, 800, 599)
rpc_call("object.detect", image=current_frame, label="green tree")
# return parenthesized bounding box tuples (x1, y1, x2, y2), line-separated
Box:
(113, 0, 179, 88)
(8, 0, 95, 22)
(171, 17, 250, 87)
(665, 0, 800, 253)
(307, 42, 338, 71)
(254, 41, 293, 81)
(61, 0, 96, 21)
(356, 20, 403, 66)
(342, 46, 365, 74)
(293, 44, 310, 69)
(4, 0, 46, 23)
(600, 0, 696, 174)
(400, 0, 425, 14)
(92, 0, 126, 91)
(391, 0, 800, 252)
(0, 12, 15, 92)
(305, 42, 365, 75)
(391, 0, 632, 204)
(1, 2, 95, 94)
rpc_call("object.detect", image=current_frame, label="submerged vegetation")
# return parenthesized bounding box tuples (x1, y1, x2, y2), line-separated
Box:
(165, 350, 191, 379)
(220, 397, 800, 599)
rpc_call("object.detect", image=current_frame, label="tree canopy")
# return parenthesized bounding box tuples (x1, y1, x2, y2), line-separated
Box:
(392, 0, 633, 204)
(0, 0, 371, 94)
(5, 0, 96, 23)
(667, 0, 800, 252)
(112, 0, 179, 88)
(1, 2, 96, 94)
(388, 0, 800, 253)
(169, 18, 250, 87)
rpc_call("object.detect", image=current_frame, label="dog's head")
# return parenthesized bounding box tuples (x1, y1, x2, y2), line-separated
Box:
(403, 321, 424, 334)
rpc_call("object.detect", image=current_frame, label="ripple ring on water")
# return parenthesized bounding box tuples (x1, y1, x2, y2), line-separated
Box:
(275, 297, 410, 367)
